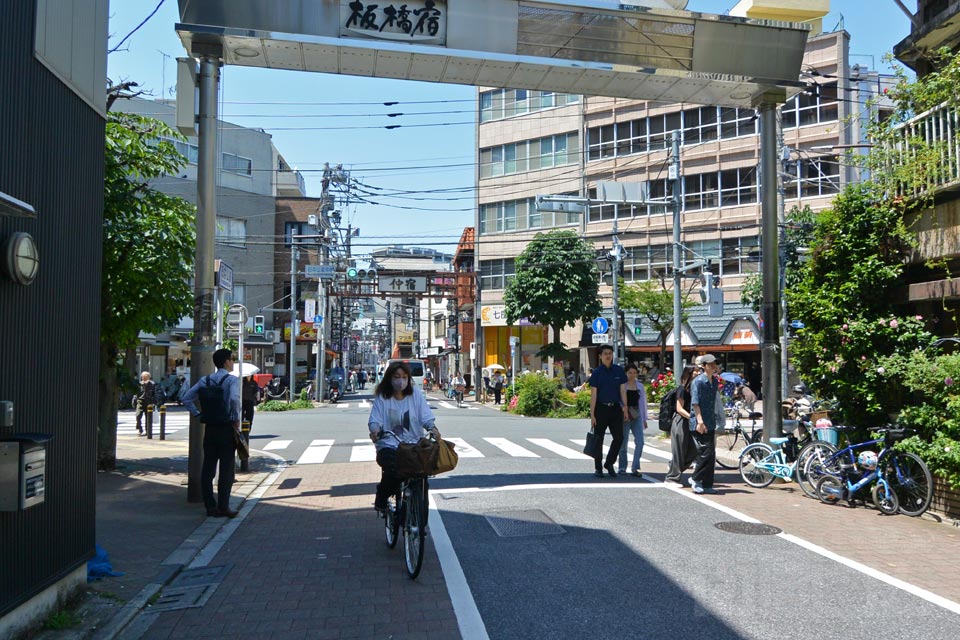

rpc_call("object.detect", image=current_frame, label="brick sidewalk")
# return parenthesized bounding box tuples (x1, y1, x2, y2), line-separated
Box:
(702, 469, 960, 604)
(140, 461, 460, 640)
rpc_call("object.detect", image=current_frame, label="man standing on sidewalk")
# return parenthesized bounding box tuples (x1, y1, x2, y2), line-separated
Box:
(689, 353, 720, 494)
(588, 344, 629, 478)
(181, 348, 241, 518)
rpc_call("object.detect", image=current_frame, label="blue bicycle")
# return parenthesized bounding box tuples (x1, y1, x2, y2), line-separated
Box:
(807, 427, 933, 516)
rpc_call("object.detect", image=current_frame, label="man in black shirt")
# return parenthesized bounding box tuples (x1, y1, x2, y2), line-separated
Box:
(588, 345, 629, 478)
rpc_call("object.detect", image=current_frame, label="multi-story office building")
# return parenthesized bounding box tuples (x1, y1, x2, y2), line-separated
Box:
(117, 98, 306, 381)
(475, 6, 886, 384)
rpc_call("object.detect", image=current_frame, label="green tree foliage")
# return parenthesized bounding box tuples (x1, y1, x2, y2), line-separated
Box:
(503, 230, 602, 360)
(740, 205, 815, 312)
(619, 278, 693, 369)
(98, 111, 196, 469)
(788, 186, 933, 427)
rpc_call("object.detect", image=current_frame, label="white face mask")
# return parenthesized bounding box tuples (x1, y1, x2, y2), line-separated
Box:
(391, 377, 408, 392)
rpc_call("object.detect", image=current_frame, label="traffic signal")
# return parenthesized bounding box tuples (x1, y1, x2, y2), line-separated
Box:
(699, 271, 723, 317)
(634, 318, 642, 337)
(253, 315, 265, 335)
(346, 267, 377, 280)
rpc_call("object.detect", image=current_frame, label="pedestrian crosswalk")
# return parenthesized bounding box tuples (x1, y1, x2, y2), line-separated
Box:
(320, 400, 479, 411)
(117, 412, 191, 436)
(255, 436, 673, 467)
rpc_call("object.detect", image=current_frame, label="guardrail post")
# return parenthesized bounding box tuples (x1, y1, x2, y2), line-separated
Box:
(240, 420, 251, 472)
(159, 405, 167, 440)
(145, 404, 154, 439)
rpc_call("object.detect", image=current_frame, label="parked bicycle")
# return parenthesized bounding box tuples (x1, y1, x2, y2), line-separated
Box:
(815, 450, 899, 515)
(715, 402, 763, 469)
(738, 431, 836, 489)
(378, 429, 430, 579)
(804, 426, 933, 516)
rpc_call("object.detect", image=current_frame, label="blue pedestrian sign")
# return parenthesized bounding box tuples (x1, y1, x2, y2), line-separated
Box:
(592, 317, 609, 334)
(313, 315, 323, 325)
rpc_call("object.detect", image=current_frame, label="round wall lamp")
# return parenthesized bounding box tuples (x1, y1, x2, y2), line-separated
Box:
(233, 47, 261, 58)
(3, 232, 40, 285)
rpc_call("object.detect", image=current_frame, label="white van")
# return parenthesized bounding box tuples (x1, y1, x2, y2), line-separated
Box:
(385, 359, 427, 391)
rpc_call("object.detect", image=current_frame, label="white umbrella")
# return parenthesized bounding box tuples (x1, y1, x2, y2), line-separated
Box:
(231, 362, 260, 377)
(486, 364, 506, 371)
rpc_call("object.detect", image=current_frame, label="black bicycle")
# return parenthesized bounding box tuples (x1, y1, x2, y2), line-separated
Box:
(715, 402, 763, 469)
(379, 430, 429, 579)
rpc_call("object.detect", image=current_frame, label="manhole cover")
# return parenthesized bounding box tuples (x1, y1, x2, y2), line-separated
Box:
(714, 521, 782, 535)
(484, 509, 565, 538)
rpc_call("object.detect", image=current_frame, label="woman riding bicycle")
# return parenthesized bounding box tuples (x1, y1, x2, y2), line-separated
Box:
(451, 370, 466, 407)
(368, 361, 437, 514)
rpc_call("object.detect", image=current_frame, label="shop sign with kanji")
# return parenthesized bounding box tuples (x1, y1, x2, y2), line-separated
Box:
(378, 276, 428, 293)
(341, 0, 446, 45)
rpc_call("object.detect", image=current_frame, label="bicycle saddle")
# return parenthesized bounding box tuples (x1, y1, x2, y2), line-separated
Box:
(747, 412, 763, 420)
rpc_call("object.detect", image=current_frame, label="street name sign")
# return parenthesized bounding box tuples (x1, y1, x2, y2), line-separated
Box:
(592, 333, 610, 344)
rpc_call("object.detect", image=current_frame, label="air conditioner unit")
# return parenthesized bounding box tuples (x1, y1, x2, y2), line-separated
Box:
(264, 330, 281, 343)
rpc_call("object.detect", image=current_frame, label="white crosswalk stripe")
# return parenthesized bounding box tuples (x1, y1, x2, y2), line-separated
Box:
(444, 437, 483, 457)
(569, 439, 654, 464)
(263, 440, 292, 451)
(526, 438, 591, 459)
(295, 439, 334, 465)
(350, 438, 377, 462)
(483, 437, 540, 457)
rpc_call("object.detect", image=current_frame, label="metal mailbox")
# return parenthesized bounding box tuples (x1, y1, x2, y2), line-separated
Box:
(0, 434, 51, 511)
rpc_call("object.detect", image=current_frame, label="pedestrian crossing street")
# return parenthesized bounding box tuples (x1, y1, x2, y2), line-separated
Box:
(262, 436, 673, 467)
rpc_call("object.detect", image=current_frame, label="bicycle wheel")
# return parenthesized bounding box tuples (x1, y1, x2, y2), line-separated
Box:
(885, 452, 933, 517)
(715, 427, 744, 469)
(384, 494, 399, 549)
(816, 475, 843, 505)
(403, 481, 426, 579)
(795, 442, 838, 499)
(871, 481, 899, 515)
(738, 443, 775, 488)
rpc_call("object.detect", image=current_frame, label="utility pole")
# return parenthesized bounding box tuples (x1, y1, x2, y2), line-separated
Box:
(760, 103, 784, 441)
(670, 131, 683, 376)
(289, 241, 298, 402)
(188, 52, 221, 503)
(778, 114, 790, 399)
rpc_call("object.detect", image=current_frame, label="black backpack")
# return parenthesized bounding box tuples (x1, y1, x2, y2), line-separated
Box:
(658, 387, 679, 433)
(198, 375, 231, 424)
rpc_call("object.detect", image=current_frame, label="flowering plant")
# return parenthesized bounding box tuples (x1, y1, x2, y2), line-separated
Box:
(646, 371, 676, 405)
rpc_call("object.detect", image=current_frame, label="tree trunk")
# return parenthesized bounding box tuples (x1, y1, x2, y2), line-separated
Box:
(97, 343, 119, 471)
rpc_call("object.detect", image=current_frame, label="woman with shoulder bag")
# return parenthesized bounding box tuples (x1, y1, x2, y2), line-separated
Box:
(368, 361, 437, 515)
(665, 365, 698, 483)
(618, 363, 648, 476)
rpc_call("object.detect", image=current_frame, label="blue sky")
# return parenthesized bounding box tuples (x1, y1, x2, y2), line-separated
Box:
(107, 0, 912, 256)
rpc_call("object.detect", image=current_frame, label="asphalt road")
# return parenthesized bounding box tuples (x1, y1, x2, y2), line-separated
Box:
(129, 393, 960, 639)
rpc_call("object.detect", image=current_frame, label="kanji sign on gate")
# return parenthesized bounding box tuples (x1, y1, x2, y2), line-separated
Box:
(378, 276, 427, 293)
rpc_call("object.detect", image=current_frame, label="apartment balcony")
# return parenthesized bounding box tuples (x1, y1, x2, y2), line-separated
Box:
(888, 101, 960, 265)
(276, 168, 307, 197)
(889, 101, 960, 198)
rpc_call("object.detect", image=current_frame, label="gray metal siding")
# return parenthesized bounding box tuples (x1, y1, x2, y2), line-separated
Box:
(0, 0, 103, 616)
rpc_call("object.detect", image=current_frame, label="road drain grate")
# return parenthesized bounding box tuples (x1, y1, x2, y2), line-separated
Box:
(148, 565, 233, 612)
(485, 509, 565, 538)
(147, 585, 218, 612)
(714, 521, 782, 536)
